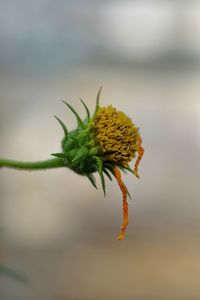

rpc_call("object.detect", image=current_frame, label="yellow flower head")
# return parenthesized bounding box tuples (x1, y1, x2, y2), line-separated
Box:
(93, 105, 139, 166)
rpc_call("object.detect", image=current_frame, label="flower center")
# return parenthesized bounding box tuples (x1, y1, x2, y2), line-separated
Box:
(93, 105, 139, 166)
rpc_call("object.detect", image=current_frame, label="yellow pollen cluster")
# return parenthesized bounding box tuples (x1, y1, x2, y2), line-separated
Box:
(93, 105, 139, 165)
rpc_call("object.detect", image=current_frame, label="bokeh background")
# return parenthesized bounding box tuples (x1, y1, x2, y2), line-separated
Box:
(0, 1, 200, 299)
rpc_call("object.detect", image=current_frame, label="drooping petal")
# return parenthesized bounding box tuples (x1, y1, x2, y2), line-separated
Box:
(133, 135, 144, 178)
(114, 167, 129, 240)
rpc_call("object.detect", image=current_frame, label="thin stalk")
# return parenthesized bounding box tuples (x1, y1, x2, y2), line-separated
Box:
(0, 158, 65, 170)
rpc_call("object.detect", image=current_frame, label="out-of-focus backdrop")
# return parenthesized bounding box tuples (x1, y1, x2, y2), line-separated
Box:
(0, 1, 200, 299)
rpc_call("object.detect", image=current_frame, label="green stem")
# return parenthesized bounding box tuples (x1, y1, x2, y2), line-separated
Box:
(0, 158, 65, 170)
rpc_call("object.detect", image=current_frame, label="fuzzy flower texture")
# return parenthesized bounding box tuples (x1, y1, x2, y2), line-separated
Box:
(52, 88, 144, 240)
(0, 88, 144, 240)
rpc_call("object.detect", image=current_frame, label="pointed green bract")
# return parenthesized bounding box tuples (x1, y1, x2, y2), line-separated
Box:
(103, 163, 115, 176)
(117, 165, 128, 174)
(54, 115, 68, 136)
(94, 156, 106, 196)
(80, 98, 90, 122)
(126, 187, 132, 200)
(87, 174, 97, 189)
(62, 100, 85, 128)
(94, 86, 102, 116)
(88, 147, 98, 156)
(51, 153, 67, 159)
(99, 171, 106, 196)
(72, 146, 88, 162)
(103, 168, 112, 181)
(124, 165, 136, 175)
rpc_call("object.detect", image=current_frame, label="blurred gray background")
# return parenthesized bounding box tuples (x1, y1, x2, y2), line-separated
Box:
(0, 0, 200, 299)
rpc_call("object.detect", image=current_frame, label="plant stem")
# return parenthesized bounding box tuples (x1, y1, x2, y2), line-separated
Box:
(0, 158, 65, 170)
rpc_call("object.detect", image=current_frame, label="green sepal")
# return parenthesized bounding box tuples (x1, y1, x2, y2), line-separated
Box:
(87, 174, 97, 189)
(94, 156, 106, 196)
(103, 162, 115, 176)
(126, 187, 132, 200)
(76, 129, 90, 146)
(62, 100, 85, 128)
(54, 115, 68, 136)
(87, 138, 96, 148)
(99, 171, 106, 196)
(51, 153, 67, 159)
(72, 146, 88, 162)
(103, 168, 112, 181)
(122, 165, 135, 175)
(119, 180, 132, 200)
(88, 147, 98, 156)
(94, 86, 102, 116)
(117, 165, 128, 174)
(62, 138, 75, 152)
(80, 98, 90, 122)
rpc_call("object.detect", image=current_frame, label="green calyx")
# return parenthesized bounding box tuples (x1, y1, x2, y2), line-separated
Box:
(52, 87, 110, 195)
(52, 127, 100, 175)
